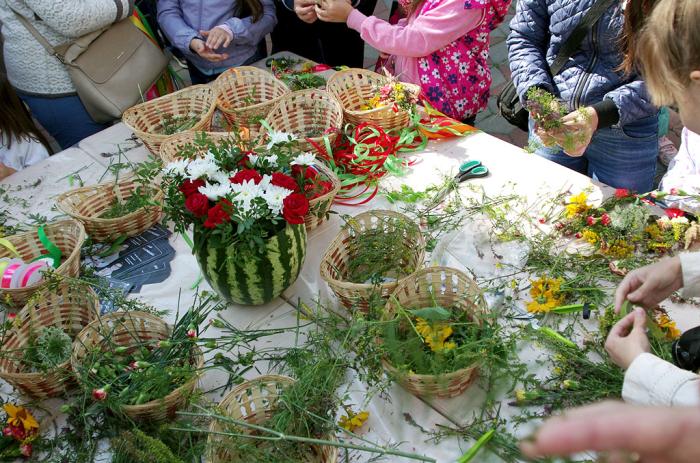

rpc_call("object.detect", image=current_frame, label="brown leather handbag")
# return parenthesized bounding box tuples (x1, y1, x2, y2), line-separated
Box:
(11, 8, 168, 123)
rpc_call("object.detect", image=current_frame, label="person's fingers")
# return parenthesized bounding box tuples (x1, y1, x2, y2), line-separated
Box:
(223, 35, 232, 48)
(609, 311, 637, 338)
(614, 273, 639, 313)
(521, 402, 687, 457)
(631, 307, 647, 331)
(200, 30, 210, 37)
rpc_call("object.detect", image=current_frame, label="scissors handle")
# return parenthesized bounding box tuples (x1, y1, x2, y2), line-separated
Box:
(459, 160, 482, 173)
(458, 165, 489, 181)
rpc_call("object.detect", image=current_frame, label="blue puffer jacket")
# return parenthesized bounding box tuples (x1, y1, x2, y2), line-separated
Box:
(507, 0, 657, 128)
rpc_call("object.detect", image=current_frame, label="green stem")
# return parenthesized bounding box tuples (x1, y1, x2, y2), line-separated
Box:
(457, 429, 495, 463)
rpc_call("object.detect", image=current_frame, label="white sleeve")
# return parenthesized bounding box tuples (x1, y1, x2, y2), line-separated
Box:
(0, 137, 49, 171)
(622, 353, 700, 406)
(661, 128, 700, 213)
(680, 252, 700, 298)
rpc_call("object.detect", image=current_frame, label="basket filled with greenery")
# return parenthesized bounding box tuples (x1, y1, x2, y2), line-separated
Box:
(71, 310, 204, 422)
(206, 375, 338, 463)
(326, 69, 419, 132)
(212, 66, 290, 131)
(378, 267, 488, 399)
(320, 210, 425, 312)
(159, 131, 249, 164)
(0, 220, 86, 307)
(264, 89, 343, 152)
(0, 283, 99, 399)
(122, 85, 216, 154)
(55, 163, 163, 243)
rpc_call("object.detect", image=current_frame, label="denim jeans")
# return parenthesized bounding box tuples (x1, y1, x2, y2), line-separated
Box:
(19, 93, 109, 150)
(529, 115, 659, 193)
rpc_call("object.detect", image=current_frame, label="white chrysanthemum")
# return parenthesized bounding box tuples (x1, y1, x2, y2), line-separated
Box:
(266, 130, 295, 149)
(209, 170, 231, 185)
(262, 185, 293, 215)
(198, 182, 232, 201)
(258, 174, 272, 190)
(187, 158, 219, 180)
(247, 154, 260, 166)
(163, 159, 189, 177)
(230, 179, 261, 211)
(266, 154, 278, 167)
(291, 152, 316, 166)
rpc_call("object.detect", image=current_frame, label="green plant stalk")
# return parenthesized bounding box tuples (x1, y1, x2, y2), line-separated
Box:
(457, 429, 495, 463)
(539, 327, 577, 348)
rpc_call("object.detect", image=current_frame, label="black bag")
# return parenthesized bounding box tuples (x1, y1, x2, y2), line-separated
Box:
(497, 0, 618, 131)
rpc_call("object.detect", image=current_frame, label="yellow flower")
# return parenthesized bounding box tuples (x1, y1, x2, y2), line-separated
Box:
(338, 409, 370, 432)
(655, 312, 681, 340)
(582, 230, 599, 245)
(527, 276, 565, 314)
(4, 404, 39, 433)
(602, 240, 634, 258)
(415, 318, 456, 352)
(565, 192, 590, 218)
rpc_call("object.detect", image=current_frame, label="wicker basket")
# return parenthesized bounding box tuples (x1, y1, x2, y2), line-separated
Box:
(264, 89, 343, 152)
(71, 311, 203, 422)
(305, 162, 341, 231)
(212, 67, 290, 130)
(122, 85, 216, 154)
(0, 284, 99, 399)
(0, 220, 85, 308)
(381, 267, 487, 399)
(326, 69, 419, 132)
(320, 210, 425, 312)
(207, 375, 338, 463)
(56, 178, 163, 242)
(158, 131, 242, 164)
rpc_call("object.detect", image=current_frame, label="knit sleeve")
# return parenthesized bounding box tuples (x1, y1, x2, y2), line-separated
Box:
(23, 0, 133, 38)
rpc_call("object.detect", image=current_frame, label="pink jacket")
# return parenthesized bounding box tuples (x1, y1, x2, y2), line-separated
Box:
(347, 0, 504, 120)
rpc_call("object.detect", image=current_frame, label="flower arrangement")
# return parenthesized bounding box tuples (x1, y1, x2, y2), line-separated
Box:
(526, 276, 566, 314)
(162, 132, 336, 251)
(361, 77, 418, 113)
(0, 403, 38, 458)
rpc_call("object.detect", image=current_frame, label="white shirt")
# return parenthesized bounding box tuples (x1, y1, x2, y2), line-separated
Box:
(660, 128, 700, 213)
(622, 252, 700, 407)
(0, 135, 49, 172)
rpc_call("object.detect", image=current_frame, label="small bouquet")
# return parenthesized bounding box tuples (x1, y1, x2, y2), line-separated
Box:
(0, 403, 38, 458)
(161, 132, 334, 252)
(361, 76, 418, 113)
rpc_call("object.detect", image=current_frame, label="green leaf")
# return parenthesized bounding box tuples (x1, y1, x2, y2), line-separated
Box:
(408, 306, 451, 321)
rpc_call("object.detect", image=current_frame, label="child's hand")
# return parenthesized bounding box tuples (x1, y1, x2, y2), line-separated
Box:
(189, 38, 229, 62)
(614, 256, 683, 312)
(201, 27, 233, 51)
(550, 107, 598, 157)
(604, 308, 651, 370)
(0, 163, 16, 180)
(316, 0, 354, 23)
(295, 0, 318, 23)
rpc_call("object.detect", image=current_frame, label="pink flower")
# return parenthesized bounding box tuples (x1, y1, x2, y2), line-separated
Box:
(601, 214, 611, 226)
(586, 216, 596, 226)
(92, 388, 108, 401)
(670, 188, 679, 195)
(7, 313, 16, 321)
(19, 443, 32, 457)
(3, 427, 12, 437)
(187, 329, 197, 339)
(538, 218, 546, 224)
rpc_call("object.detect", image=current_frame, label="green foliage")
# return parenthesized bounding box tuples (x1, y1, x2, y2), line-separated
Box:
(24, 326, 72, 371)
(112, 429, 183, 463)
(157, 113, 199, 136)
(100, 156, 162, 219)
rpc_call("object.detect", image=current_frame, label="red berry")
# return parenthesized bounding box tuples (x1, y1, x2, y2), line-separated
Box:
(575, 232, 582, 239)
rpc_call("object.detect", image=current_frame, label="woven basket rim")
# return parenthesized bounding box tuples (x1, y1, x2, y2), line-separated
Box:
(72, 310, 203, 411)
(264, 88, 343, 140)
(0, 285, 100, 380)
(0, 219, 85, 295)
(122, 84, 216, 142)
(308, 162, 341, 209)
(319, 210, 426, 290)
(55, 179, 164, 225)
(326, 68, 420, 118)
(379, 266, 486, 380)
(213, 66, 290, 115)
(158, 131, 242, 162)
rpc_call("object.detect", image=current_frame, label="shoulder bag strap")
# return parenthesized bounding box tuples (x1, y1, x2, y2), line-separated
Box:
(549, 0, 619, 76)
(9, 6, 67, 62)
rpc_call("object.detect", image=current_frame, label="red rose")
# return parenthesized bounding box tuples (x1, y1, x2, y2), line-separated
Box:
(614, 188, 630, 199)
(271, 172, 299, 192)
(179, 179, 205, 197)
(282, 193, 310, 225)
(230, 169, 262, 185)
(665, 208, 685, 219)
(185, 193, 210, 217)
(204, 201, 232, 228)
(292, 165, 317, 180)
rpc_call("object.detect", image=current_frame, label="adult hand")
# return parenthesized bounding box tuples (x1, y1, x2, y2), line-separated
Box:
(614, 256, 683, 312)
(604, 307, 650, 369)
(520, 400, 700, 462)
(295, 0, 318, 23)
(189, 38, 229, 62)
(534, 124, 557, 147)
(316, 0, 353, 22)
(201, 27, 232, 51)
(549, 107, 598, 157)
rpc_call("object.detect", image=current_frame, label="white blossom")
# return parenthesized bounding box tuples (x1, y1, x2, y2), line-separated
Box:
(198, 182, 232, 201)
(187, 158, 220, 180)
(266, 130, 295, 149)
(261, 185, 293, 215)
(230, 179, 262, 212)
(258, 174, 272, 190)
(291, 152, 316, 167)
(163, 159, 189, 177)
(247, 154, 260, 166)
(209, 169, 232, 185)
(266, 154, 278, 168)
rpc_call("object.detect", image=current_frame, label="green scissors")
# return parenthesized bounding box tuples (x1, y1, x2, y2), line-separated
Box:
(456, 160, 489, 182)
